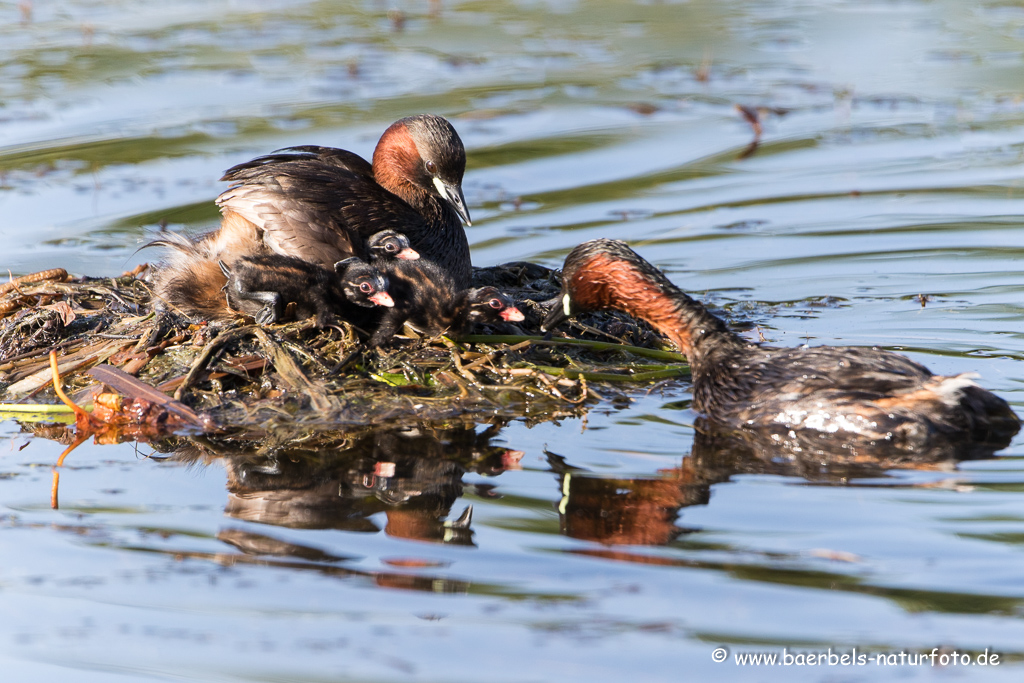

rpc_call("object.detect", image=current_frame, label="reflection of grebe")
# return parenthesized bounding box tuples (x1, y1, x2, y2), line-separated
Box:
(544, 239, 1019, 452)
(157, 423, 520, 544)
(213, 115, 472, 287)
(547, 449, 707, 546)
(547, 419, 1004, 549)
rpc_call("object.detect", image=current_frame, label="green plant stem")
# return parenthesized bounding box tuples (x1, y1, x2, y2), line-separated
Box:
(458, 334, 688, 363)
(0, 403, 76, 413)
(528, 365, 689, 383)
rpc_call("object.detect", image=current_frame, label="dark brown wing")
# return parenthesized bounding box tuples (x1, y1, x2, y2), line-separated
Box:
(223, 146, 375, 179)
(272, 146, 374, 177)
(751, 345, 934, 397)
(700, 344, 936, 425)
(724, 345, 1017, 447)
(217, 148, 429, 268)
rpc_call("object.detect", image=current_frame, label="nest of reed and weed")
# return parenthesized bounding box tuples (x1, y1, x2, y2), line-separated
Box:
(0, 261, 689, 436)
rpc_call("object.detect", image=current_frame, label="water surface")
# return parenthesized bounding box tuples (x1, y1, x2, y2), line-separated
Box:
(3, 1, 1024, 680)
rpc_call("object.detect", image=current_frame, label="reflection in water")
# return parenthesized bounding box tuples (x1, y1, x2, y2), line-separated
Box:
(163, 420, 522, 546)
(5, 0, 1024, 676)
(547, 448, 708, 546)
(29, 404, 1004, 555)
(548, 418, 1008, 547)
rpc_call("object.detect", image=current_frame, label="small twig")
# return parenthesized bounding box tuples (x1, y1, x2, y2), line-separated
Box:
(282, 341, 331, 375)
(174, 326, 257, 401)
(569, 320, 630, 344)
(6, 271, 28, 298)
(442, 337, 478, 383)
(253, 328, 337, 413)
(121, 263, 149, 279)
(0, 338, 83, 368)
(459, 334, 687, 363)
(462, 340, 532, 372)
(329, 349, 362, 375)
(518, 364, 689, 383)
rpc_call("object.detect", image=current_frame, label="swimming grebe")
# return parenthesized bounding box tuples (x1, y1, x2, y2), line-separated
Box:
(366, 259, 524, 347)
(213, 115, 472, 287)
(151, 229, 405, 322)
(542, 239, 1019, 451)
(221, 255, 393, 328)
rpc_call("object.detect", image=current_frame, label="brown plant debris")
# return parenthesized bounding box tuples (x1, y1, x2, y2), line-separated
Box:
(1, 263, 691, 435)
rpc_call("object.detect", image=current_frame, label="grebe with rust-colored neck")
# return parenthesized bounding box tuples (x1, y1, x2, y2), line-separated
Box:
(543, 239, 1019, 453)
(212, 114, 472, 287)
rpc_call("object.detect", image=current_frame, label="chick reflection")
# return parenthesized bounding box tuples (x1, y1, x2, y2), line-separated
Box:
(172, 421, 521, 546)
(549, 420, 1004, 547)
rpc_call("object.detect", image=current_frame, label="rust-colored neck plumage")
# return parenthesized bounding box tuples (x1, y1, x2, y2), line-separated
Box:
(369, 117, 472, 287)
(565, 243, 742, 363)
(372, 122, 429, 210)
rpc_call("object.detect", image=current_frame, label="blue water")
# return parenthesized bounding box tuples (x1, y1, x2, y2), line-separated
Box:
(3, 1, 1024, 680)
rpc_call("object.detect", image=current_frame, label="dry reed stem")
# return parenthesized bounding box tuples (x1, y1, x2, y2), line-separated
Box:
(0, 268, 68, 296)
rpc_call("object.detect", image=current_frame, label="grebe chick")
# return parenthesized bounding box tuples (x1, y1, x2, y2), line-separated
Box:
(367, 259, 524, 347)
(221, 255, 392, 328)
(214, 115, 472, 287)
(149, 229, 409, 322)
(542, 239, 1019, 451)
(367, 230, 419, 262)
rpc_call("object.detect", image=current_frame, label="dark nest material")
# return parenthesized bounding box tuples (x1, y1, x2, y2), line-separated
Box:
(0, 262, 690, 435)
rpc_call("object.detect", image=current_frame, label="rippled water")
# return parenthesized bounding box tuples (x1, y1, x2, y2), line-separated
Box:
(3, 1, 1024, 680)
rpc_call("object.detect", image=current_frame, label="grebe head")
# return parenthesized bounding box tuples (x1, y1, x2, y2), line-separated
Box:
(334, 257, 394, 308)
(541, 239, 655, 331)
(466, 287, 525, 323)
(367, 230, 420, 261)
(373, 114, 472, 226)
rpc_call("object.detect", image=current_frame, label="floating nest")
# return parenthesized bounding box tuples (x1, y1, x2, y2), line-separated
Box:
(0, 262, 689, 436)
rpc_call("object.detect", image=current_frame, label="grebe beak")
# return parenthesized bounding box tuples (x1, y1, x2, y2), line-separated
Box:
(395, 247, 420, 260)
(369, 291, 395, 307)
(500, 306, 525, 322)
(540, 293, 571, 331)
(433, 177, 472, 226)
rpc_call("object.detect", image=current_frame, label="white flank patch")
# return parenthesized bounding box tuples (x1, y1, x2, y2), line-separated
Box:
(933, 373, 980, 406)
(562, 293, 571, 316)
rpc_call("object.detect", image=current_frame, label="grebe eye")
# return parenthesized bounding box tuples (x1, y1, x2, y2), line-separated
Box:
(385, 242, 397, 252)
(425, 160, 437, 175)
(489, 298, 502, 309)
(359, 282, 373, 293)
